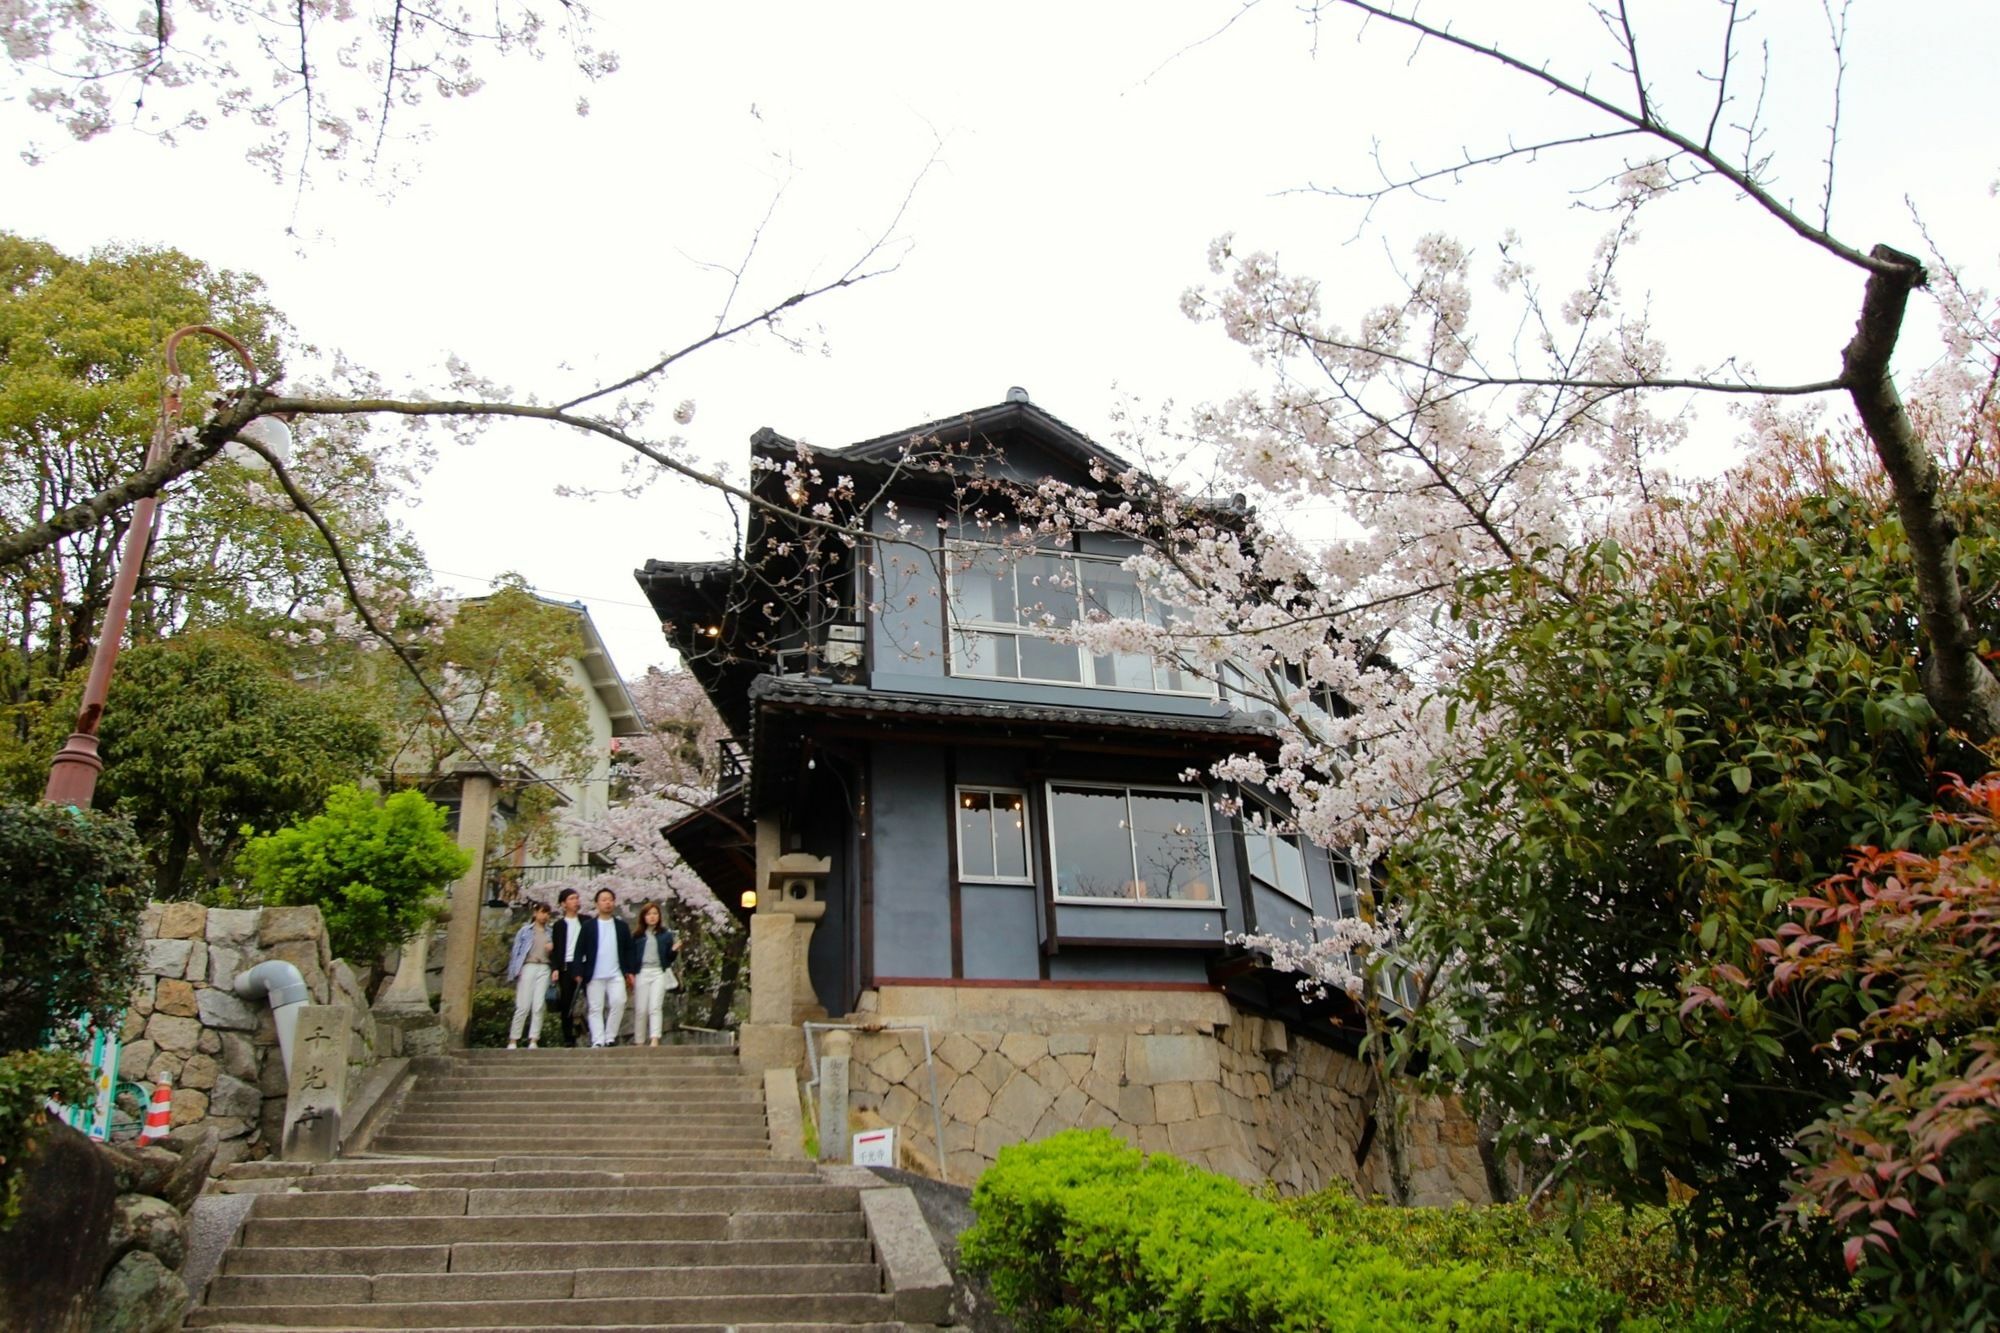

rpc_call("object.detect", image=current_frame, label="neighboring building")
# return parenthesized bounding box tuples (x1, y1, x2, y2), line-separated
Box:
(640, 392, 1490, 1202)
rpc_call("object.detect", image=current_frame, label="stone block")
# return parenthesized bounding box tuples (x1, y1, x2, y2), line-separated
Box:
(940, 1073, 991, 1124)
(217, 1032, 257, 1080)
(91, 1250, 189, 1333)
(257, 905, 323, 945)
(210, 1073, 263, 1119)
(281, 1006, 352, 1162)
(1136, 1123, 1170, 1154)
(169, 1088, 210, 1126)
(1116, 1083, 1155, 1126)
(1168, 1114, 1237, 1156)
(141, 939, 192, 978)
(263, 940, 330, 1003)
(966, 1029, 1002, 1052)
(156, 901, 207, 940)
(146, 1051, 184, 1084)
(185, 941, 209, 984)
(197, 1029, 221, 1055)
(127, 975, 155, 1014)
(196, 987, 261, 1031)
(1025, 1056, 1069, 1099)
(204, 908, 260, 945)
(153, 979, 197, 1018)
(763, 1067, 806, 1160)
(179, 1055, 218, 1091)
(146, 1013, 200, 1053)
(871, 1044, 914, 1086)
(1077, 1098, 1118, 1130)
(206, 945, 243, 990)
(1193, 1081, 1225, 1119)
(106, 1192, 187, 1272)
(117, 1041, 156, 1082)
(969, 1051, 1014, 1096)
(1056, 1053, 1093, 1082)
(934, 1032, 982, 1075)
(1126, 1033, 1221, 1087)
(1153, 1081, 1196, 1125)
(973, 1116, 1021, 1161)
(258, 1050, 290, 1096)
(1080, 1070, 1122, 1111)
(880, 1084, 919, 1125)
(1090, 1039, 1125, 1083)
(997, 1032, 1047, 1069)
(119, 1010, 146, 1042)
(1049, 1032, 1093, 1056)
(1052, 1084, 1090, 1123)
(859, 1187, 954, 1325)
(988, 1071, 1056, 1138)
(140, 902, 162, 938)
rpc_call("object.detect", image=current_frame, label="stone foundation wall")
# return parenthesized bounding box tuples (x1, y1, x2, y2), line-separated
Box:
(124, 902, 382, 1166)
(835, 985, 1489, 1205)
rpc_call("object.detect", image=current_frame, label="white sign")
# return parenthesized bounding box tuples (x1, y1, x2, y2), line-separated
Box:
(852, 1126, 897, 1168)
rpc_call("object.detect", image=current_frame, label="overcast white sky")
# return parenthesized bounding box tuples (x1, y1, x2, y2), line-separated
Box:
(5, 1, 1996, 678)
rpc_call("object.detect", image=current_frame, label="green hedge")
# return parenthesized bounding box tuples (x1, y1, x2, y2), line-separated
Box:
(961, 1130, 1636, 1332)
(465, 985, 556, 1049)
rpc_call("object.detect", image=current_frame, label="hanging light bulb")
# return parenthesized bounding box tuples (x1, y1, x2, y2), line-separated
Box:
(222, 414, 294, 469)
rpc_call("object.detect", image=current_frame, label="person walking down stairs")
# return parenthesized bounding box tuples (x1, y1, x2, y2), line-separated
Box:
(504, 900, 554, 1049)
(573, 887, 633, 1048)
(629, 900, 679, 1047)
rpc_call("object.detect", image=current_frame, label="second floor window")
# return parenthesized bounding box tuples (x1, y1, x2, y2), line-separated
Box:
(1048, 782, 1219, 905)
(1245, 806, 1312, 907)
(946, 541, 1206, 696)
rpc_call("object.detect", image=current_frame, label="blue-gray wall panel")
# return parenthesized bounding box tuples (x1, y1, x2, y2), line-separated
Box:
(1049, 949, 1212, 983)
(1053, 903, 1225, 944)
(1250, 883, 1315, 944)
(869, 742, 952, 979)
(961, 885, 1041, 979)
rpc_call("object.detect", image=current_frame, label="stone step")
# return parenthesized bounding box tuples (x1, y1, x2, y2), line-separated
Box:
(289, 1167, 813, 1193)
(184, 1291, 900, 1327)
(252, 1184, 856, 1220)
(412, 1078, 759, 1094)
(197, 1322, 919, 1333)
(404, 1086, 764, 1103)
(367, 1137, 771, 1156)
(223, 1237, 874, 1276)
(207, 1262, 884, 1306)
(242, 1210, 866, 1248)
(451, 1046, 740, 1058)
(349, 1148, 774, 1162)
(387, 1106, 766, 1123)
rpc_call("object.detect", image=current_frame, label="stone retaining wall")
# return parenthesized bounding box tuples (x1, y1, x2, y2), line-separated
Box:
(124, 902, 382, 1166)
(837, 985, 1489, 1205)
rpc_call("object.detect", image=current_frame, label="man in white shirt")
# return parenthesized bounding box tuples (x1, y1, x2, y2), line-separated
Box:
(573, 887, 635, 1047)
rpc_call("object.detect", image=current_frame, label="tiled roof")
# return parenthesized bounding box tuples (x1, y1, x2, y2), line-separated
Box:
(747, 674, 1278, 743)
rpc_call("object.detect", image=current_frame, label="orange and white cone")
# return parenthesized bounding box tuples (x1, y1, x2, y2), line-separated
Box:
(136, 1074, 173, 1146)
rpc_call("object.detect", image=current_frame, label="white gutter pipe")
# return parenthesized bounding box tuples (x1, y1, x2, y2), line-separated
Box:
(234, 960, 311, 1077)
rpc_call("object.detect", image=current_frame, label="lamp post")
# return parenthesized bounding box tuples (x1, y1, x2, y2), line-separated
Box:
(43, 324, 289, 809)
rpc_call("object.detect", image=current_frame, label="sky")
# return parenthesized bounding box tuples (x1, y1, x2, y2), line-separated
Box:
(5, 1, 1997, 680)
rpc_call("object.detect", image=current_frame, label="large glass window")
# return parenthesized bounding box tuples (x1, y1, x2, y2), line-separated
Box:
(1245, 805, 1311, 907)
(1047, 783, 1218, 905)
(957, 787, 1031, 882)
(946, 541, 1209, 696)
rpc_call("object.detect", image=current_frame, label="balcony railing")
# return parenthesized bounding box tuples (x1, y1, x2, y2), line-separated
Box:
(717, 737, 747, 791)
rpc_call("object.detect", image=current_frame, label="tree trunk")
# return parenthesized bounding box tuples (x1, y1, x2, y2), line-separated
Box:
(705, 927, 747, 1030)
(1842, 243, 2000, 741)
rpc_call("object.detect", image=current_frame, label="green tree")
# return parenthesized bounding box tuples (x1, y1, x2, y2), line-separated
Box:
(240, 785, 469, 963)
(0, 232, 427, 758)
(1396, 476, 2000, 1300)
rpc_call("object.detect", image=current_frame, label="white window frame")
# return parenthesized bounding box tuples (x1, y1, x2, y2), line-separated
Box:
(1244, 801, 1314, 909)
(955, 785, 1034, 885)
(943, 539, 1214, 699)
(1044, 780, 1223, 909)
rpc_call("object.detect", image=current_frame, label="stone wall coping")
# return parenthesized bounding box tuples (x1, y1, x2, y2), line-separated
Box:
(763, 1067, 807, 1161)
(857, 1183, 954, 1325)
(870, 982, 1234, 1030)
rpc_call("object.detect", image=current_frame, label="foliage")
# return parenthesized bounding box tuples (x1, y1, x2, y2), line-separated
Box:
(464, 985, 555, 1050)
(1699, 777, 2000, 1326)
(8, 630, 385, 897)
(0, 799, 146, 1054)
(0, 1049, 93, 1228)
(0, 232, 428, 762)
(961, 1129, 1641, 1332)
(239, 785, 467, 963)
(1394, 480, 2000, 1295)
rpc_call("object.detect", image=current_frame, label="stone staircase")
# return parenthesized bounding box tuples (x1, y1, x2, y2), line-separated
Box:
(186, 1045, 934, 1330)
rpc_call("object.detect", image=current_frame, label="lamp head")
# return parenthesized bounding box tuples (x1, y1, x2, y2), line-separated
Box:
(222, 414, 294, 469)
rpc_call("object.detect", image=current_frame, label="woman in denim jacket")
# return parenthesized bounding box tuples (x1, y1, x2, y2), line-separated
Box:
(505, 900, 556, 1048)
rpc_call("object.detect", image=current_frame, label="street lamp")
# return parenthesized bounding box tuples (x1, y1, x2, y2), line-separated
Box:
(43, 324, 291, 809)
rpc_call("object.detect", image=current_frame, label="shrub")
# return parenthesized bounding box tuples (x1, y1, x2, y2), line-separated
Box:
(0, 799, 147, 1054)
(0, 1050, 93, 1226)
(239, 785, 467, 963)
(961, 1130, 1631, 1332)
(464, 985, 556, 1049)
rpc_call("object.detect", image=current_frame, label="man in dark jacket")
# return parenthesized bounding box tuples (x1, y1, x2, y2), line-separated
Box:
(549, 887, 589, 1047)
(572, 886, 636, 1047)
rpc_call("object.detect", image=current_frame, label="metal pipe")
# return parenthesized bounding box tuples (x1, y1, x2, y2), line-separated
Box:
(234, 960, 311, 1077)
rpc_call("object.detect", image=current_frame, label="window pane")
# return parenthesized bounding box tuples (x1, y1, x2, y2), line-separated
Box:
(1332, 857, 1359, 919)
(994, 792, 1029, 879)
(1275, 833, 1310, 904)
(953, 629, 1018, 679)
(1017, 552, 1078, 628)
(1128, 791, 1214, 902)
(958, 791, 996, 879)
(1017, 632, 1083, 683)
(949, 544, 1016, 624)
(1246, 826, 1277, 889)
(1049, 786, 1135, 899)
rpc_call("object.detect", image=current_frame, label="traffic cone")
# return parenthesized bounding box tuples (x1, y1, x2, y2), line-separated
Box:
(136, 1073, 173, 1146)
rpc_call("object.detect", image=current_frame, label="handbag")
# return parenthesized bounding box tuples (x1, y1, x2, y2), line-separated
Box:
(545, 978, 561, 1007)
(663, 967, 679, 992)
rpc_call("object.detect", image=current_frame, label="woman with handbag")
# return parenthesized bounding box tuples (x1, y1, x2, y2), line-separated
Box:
(505, 900, 556, 1049)
(627, 900, 678, 1047)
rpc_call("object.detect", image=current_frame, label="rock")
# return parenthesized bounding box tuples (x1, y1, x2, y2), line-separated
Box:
(257, 905, 323, 946)
(117, 1040, 157, 1083)
(161, 1129, 220, 1211)
(987, 1071, 1056, 1138)
(144, 1014, 200, 1053)
(119, 1009, 146, 1042)
(106, 1194, 187, 1271)
(1049, 1032, 1094, 1056)
(98, 1142, 178, 1197)
(218, 1033, 259, 1081)
(1153, 1082, 1196, 1125)
(0, 1117, 116, 1333)
(89, 1251, 189, 1333)
(872, 1044, 914, 1086)
(144, 1051, 183, 1084)
(155, 901, 207, 940)
(168, 1088, 209, 1127)
(940, 1073, 991, 1124)
(127, 976, 155, 1017)
(203, 908, 260, 945)
(184, 942, 208, 985)
(139, 939, 191, 978)
(262, 940, 330, 1002)
(208, 1073, 263, 1119)
(196, 1029, 220, 1055)
(195, 987, 260, 1031)
(152, 979, 197, 1018)
(205, 944, 243, 988)
(998, 1033, 1047, 1069)
(178, 1054, 218, 1091)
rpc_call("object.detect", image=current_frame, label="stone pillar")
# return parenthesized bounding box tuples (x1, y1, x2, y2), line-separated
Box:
(818, 1028, 852, 1162)
(280, 1004, 352, 1162)
(437, 771, 496, 1048)
(374, 929, 434, 1013)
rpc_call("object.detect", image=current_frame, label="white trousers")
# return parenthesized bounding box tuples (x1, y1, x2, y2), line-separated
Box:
(508, 962, 550, 1044)
(586, 974, 627, 1046)
(632, 965, 671, 1043)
